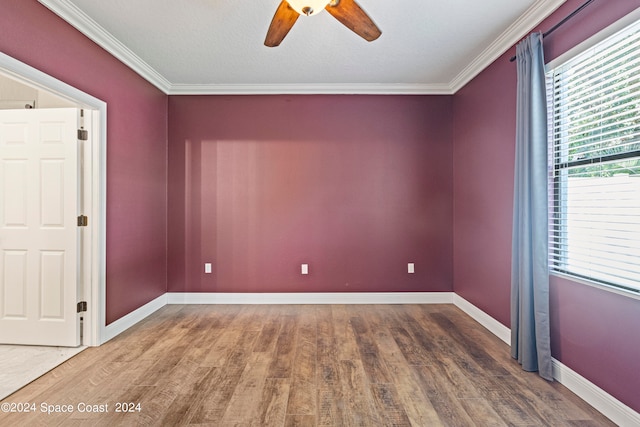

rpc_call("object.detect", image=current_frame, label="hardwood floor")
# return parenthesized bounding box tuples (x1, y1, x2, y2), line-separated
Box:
(0, 304, 614, 426)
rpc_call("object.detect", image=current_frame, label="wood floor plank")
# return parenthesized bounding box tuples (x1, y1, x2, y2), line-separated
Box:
(429, 311, 510, 376)
(316, 306, 347, 426)
(331, 305, 360, 361)
(286, 306, 317, 416)
(368, 307, 443, 425)
(253, 314, 283, 353)
(318, 387, 346, 427)
(369, 382, 412, 426)
(286, 340, 316, 416)
(200, 330, 260, 422)
(411, 364, 477, 426)
(166, 366, 222, 426)
(495, 373, 596, 426)
(201, 307, 256, 368)
(155, 366, 218, 427)
(316, 306, 339, 386)
(339, 359, 383, 426)
(267, 314, 299, 379)
(255, 378, 290, 427)
(0, 304, 617, 427)
(221, 352, 272, 424)
(457, 398, 509, 427)
(389, 325, 433, 366)
(385, 361, 444, 426)
(350, 316, 392, 384)
(396, 307, 440, 355)
(284, 414, 315, 427)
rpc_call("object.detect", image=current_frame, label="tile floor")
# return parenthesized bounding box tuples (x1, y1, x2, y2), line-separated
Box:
(0, 345, 85, 400)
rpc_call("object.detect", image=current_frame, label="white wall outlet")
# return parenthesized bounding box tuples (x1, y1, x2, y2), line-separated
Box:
(408, 263, 415, 274)
(301, 264, 309, 275)
(204, 263, 212, 274)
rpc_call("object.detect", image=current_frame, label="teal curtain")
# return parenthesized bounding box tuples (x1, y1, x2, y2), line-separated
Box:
(511, 32, 552, 381)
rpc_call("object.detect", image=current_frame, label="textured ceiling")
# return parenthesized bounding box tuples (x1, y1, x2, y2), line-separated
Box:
(38, 0, 566, 94)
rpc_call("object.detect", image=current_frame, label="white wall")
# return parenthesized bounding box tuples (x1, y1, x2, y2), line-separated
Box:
(0, 73, 75, 109)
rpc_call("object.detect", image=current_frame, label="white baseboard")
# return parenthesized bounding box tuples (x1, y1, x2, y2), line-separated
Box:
(552, 359, 640, 427)
(453, 294, 511, 345)
(453, 294, 639, 426)
(101, 292, 452, 342)
(101, 294, 167, 344)
(166, 292, 454, 305)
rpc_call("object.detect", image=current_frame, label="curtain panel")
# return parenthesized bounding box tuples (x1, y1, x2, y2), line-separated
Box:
(511, 32, 553, 381)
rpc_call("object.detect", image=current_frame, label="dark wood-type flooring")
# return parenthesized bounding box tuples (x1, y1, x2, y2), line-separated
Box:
(0, 304, 614, 426)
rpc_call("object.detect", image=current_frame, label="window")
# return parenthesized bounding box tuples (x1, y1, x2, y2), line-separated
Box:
(547, 18, 640, 294)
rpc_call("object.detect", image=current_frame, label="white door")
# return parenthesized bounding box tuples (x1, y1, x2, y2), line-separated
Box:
(0, 108, 82, 347)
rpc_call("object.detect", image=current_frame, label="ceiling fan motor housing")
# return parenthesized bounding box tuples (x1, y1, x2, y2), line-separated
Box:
(287, 0, 331, 16)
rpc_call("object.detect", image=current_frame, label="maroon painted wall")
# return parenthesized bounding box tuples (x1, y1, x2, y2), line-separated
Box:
(168, 95, 453, 293)
(0, 1, 168, 324)
(453, 0, 640, 412)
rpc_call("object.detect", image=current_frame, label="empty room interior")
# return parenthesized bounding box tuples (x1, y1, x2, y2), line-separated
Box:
(0, 0, 639, 425)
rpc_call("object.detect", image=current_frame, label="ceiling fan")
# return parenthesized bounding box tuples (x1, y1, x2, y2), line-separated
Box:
(264, 0, 381, 47)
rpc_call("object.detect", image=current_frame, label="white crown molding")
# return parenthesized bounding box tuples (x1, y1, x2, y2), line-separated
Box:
(167, 83, 455, 95)
(167, 83, 454, 95)
(37, 0, 172, 93)
(449, 0, 567, 93)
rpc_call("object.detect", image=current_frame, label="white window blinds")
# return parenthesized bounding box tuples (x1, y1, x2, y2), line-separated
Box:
(548, 18, 640, 293)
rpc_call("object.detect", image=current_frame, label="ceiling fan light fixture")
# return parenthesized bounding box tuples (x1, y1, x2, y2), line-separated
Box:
(265, 0, 381, 47)
(286, 0, 331, 16)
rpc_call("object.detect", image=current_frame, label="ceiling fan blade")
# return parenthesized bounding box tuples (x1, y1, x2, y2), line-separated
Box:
(325, 0, 381, 42)
(265, 1, 300, 47)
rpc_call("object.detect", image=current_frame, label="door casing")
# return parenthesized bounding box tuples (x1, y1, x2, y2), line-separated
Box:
(0, 51, 107, 346)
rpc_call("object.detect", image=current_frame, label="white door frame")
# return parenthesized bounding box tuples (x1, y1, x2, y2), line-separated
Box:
(0, 52, 106, 346)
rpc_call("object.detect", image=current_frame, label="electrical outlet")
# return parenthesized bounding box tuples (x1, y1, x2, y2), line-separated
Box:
(205, 263, 212, 274)
(408, 263, 415, 274)
(301, 264, 309, 275)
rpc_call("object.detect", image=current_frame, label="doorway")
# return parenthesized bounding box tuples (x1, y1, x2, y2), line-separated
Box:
(0, 51, 106, 397)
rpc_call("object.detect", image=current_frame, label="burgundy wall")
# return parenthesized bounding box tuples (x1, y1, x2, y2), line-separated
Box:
(0, 1, 168, 324)
(451, 51, 516, 326)
(453, 0, 640, 412)
(168, 95, 453, 293)
(550, 275, 640, 412)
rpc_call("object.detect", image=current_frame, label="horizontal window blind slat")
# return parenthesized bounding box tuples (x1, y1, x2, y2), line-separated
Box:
(552, 88, 640, 129)
(552, 64, 640, 105)
(555, 43, 640, 87)
(552, 105, 640, 141)
(554, 30, 640, 86)
(553, 52, 640, 97)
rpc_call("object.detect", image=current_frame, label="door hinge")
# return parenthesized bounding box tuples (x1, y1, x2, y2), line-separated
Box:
(77, 301, 87, 313)
(77, 129, 88, 141)
(77, 215, 88, 227)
